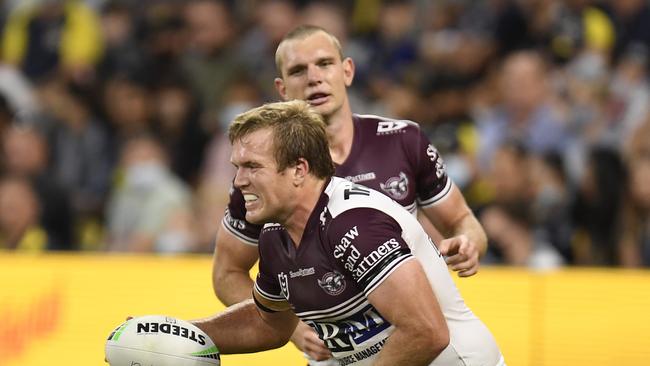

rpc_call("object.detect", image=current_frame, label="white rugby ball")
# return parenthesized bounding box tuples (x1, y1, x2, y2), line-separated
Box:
(105, 315, 220, 366)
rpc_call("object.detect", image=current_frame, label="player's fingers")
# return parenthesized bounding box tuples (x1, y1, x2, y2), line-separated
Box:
(437, 239, 451, 255)
(304, 341, 332, 361)
(444, 253, 465, 265)
(457, 265, 478, 277)
(451, 255, 480, 275)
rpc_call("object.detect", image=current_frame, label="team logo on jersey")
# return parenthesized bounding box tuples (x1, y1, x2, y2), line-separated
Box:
(317, 271, 346, 296)
(278, 272, 290, 299)
(376, 121, 408, 135)
(380, 172, 409, 200)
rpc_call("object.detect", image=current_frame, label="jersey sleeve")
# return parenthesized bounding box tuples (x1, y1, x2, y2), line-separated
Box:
(221, 186, 263, 246)
(326, 208, 414, 296)
(254, 239, 287, 301)
(407, 127, 452, 207)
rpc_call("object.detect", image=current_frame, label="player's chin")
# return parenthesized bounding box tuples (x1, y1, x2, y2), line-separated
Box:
(245, 211, 265, 225)
(308, 101, 332, 114)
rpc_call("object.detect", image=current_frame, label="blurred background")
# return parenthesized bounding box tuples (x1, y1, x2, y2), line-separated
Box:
(0, 0, 650, 365)
(1, 0, 650, 267)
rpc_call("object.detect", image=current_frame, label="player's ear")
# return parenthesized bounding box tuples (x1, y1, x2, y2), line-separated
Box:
(275, 77, 288, 100)
(293, 158, 309, 186)
(342, 57, 355, 87)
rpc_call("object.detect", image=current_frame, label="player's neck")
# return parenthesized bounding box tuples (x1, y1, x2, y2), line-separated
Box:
(326, 108, 354, 165)
(283, 177, 327, 247)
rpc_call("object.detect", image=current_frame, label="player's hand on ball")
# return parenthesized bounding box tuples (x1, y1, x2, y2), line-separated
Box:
(290, 321, 332, 361)
(438, 234, 480, 277)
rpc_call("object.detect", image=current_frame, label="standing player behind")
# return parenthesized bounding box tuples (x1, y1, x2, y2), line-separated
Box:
(194, 100, 505, 366)
(212, 25, 488, 363)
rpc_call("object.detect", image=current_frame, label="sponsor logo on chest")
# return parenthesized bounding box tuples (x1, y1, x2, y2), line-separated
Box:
(290, 267, 315, 278)
(344, 172, 376, 183)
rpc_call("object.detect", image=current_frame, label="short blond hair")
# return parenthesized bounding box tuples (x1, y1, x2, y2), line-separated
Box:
(275, 25, 344, 76)
(229, 100, 335, 179)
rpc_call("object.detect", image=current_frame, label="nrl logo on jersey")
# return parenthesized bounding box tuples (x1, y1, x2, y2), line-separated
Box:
(317, 271, 346, 296)
(376, 121, 408, 135)
(278, 272, 290, 299)
(380, 172, 409, 200)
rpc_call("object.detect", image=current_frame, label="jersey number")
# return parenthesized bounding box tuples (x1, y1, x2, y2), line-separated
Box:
(344, 185, 370, 200)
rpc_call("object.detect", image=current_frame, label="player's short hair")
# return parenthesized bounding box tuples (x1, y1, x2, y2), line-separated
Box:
(229, 100, 335, 179)
(275, 25, 344, 75)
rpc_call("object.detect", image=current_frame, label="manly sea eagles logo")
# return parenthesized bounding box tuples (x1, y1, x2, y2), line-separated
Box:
(380, 172, 409, 200)
(278, 272, 290, 300)
(318, 271, 346, 296)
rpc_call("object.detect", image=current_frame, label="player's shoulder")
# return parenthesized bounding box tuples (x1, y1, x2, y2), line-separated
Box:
(354, 114, 422, 137)
(325, 177, 401, 219)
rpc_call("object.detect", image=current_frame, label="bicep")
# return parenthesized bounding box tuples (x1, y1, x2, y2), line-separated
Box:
(366, 259, 446, 333)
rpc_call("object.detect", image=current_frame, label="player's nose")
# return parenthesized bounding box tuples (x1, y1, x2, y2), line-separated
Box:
(233, 167, 250, 189)
(306, 64, 323, 84)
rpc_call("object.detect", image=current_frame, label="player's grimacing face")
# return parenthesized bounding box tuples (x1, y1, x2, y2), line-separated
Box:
(231, 128, 294, 224)
(275, 32, 354, 118)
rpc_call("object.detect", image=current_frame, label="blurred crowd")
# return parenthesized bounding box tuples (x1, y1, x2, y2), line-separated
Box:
(1, 0, 649, 268)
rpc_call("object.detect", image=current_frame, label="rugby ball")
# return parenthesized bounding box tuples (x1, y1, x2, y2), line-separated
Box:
(105, 315, 220, 366)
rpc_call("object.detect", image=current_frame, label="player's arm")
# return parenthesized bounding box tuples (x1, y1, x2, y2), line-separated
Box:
(368, 258, 449, 365)
(420, 184, 487, 277)
(212, 226, 259, 305)
(193, 294, 298, 354)
(409, 128, 486, 276)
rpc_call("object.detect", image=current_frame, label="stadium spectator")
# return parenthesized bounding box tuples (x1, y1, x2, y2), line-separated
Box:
(151, 75, 208, 186)
(1, 0, 104, 82)
(37, 76, 112, 220)
(618, 120, 650, 267)
(607, 0, 650, 64)
(571, 147, 627, 265)
(237, 0, 299, 100)
(101, 73, 153, 157)
(0, 176, 47, 251)
(0, 65, 41, 123)
(1, 125, 74, 250)
(474, 50, 571, 171)
(479, 142, 565, 268)
(181, 0, 244, 115)
(96, 1, 144, 82)
(104, 135, 196, 253)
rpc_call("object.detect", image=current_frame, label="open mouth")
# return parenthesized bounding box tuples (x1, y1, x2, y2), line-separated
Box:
(243, 193, 259, 208)
(307, 92, 330, 106)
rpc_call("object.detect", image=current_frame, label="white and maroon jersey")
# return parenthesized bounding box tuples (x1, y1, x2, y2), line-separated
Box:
(254, 177, 502, 366)
(222, 114, 451, 245)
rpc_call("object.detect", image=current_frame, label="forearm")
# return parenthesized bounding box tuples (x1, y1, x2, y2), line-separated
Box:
(192, 299, 296, 354)
(452, 214, 487, 257)
(373, 327, 446, 366)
